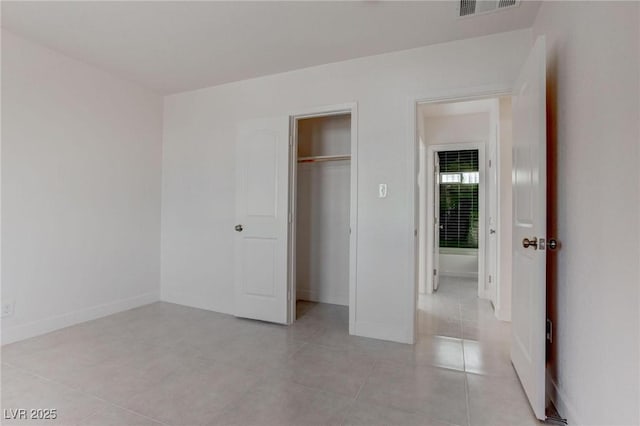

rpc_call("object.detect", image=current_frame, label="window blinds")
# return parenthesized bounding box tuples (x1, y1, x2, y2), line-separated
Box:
(438, 150, 479, 249)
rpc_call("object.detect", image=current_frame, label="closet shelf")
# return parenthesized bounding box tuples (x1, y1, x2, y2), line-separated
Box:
(297, 154, 351, 164)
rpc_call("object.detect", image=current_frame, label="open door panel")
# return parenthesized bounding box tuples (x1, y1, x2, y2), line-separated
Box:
(510, 36, 547, 421)
(234, 116, 290, 324)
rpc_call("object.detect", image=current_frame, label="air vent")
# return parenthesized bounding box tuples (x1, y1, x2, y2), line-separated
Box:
(498, 0, 518, 7)
(457, 0, 520, 18)
(459, 0, 476, 16)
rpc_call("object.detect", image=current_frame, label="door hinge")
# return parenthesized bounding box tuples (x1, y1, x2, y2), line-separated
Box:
(433, 269, 437, 276)
(288, 212, 292, 223)
(546, 319, 553, 343)
(488, 274, 492, 284)
(489, 159, 492, 168)
(287, 290, 291, 301)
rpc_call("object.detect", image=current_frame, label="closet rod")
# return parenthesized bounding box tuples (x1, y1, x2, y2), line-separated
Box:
(297, 155, 351, 164)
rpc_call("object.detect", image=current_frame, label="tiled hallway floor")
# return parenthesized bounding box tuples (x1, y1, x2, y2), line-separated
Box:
(1, 277, 540, 426)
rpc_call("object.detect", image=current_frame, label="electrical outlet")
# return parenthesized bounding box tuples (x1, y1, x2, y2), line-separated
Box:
(1, 301, 14, 318)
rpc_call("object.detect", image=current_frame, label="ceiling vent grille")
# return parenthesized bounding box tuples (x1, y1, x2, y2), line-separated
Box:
(457, 0, 520, 18)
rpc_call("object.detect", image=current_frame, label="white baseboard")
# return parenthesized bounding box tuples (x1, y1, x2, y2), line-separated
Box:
(494, 305, 511, 322)
(1, 292, 159, 345)
(354, 320, 413, 344)
(441, 271, 479, 279)
(546, 368, 583, 425)
(296, 289, 348, 307)
(159, 292, 234, 316)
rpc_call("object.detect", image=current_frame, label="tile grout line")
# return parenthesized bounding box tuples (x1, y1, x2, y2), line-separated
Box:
(77, 396, 172, 426)
(306, 326, 469, 375)
(2, 361, 171, 426)
(353, 359, 377, 402)
(264, 346, 378, 401)
(300, 336, 388, 357)
(350, 353, 468, 426)
(459, 299, 473, 426)
(464, 370, 472, 426)
(305, 323, 330, 341)
(286, 340, 310, 360)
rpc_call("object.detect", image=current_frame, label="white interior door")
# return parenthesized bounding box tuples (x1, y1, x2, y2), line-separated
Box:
(510, 36, 547, 421)
(235, 116, 290, 324)
(433, 153, 440, 291)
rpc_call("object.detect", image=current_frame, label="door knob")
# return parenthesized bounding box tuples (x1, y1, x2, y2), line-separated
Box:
(235, 224, 243, 232)
(522, 237, 538, 250)
(548, 239, 558, 250)
(490, 229, 496, 234)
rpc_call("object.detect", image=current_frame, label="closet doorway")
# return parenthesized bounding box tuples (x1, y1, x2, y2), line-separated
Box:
(288, 105, 357, 333)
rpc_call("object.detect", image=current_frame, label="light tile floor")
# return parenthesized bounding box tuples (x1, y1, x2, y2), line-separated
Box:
(1, 277, 540, 426)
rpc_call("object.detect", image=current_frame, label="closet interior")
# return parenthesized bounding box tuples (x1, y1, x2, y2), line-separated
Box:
(295, 113, 351, 310)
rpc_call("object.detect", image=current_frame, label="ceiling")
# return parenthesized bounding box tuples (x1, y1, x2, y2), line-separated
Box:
(1, 1, 541, 94)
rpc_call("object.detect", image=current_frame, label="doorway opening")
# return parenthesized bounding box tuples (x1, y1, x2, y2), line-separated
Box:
(287, 105, 357, 334)
(416, 96, 513, 342)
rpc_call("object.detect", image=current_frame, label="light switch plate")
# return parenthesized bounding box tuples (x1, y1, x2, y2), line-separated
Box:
(378, 184, 388, 198)
(1, 301, 14, 318)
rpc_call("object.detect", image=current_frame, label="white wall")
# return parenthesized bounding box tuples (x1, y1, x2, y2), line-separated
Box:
(297, 115, 350, 157)
(1, 30, 163, 344)
(160, 29, 532, 343)
(533, 3, 640, 425)
(423, 112, 490, 145)
(296, 116, 351, 306)
(439, 249, 478, 279)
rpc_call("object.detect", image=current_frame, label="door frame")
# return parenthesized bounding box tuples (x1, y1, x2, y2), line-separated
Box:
(425, 142, 487, 298)
(287, 102, 358, 335)
(407, 85, 510, 343)
(486, 104, 501, 311)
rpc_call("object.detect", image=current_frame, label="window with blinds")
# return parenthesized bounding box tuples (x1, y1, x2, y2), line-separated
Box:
(438, 150, 479, 249)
